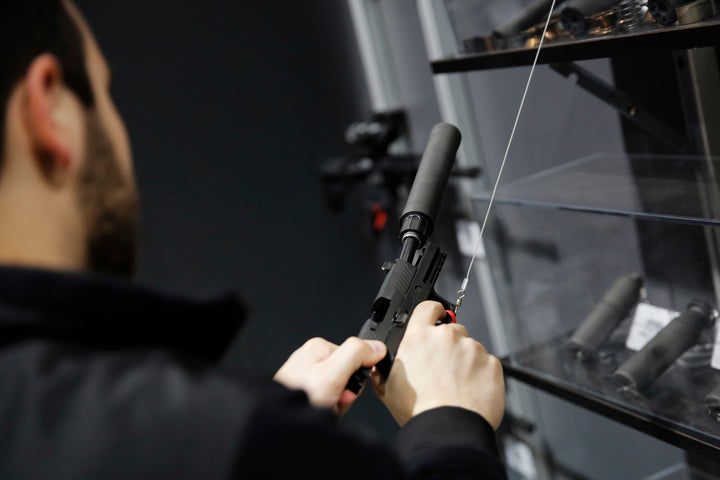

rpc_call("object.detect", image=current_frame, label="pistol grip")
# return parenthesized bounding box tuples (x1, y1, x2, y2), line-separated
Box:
(346, 367, 370, 394)
(345, 350, 394, 394)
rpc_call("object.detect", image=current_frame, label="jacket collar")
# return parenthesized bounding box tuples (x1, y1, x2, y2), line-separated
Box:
(0, 265, 246, 363)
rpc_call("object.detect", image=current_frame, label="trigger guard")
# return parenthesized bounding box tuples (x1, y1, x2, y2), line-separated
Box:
(436, 309, 457, 325)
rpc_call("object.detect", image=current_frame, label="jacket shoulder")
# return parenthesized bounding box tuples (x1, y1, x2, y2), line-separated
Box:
(0, 341, 267, 479)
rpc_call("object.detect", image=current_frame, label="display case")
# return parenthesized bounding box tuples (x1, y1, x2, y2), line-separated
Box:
(475, 152, 720, 457)
(439, 0, 720, 70)
(419, 0, 720, 476)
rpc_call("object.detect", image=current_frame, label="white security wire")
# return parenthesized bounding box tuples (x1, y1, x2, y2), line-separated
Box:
(456, 0, 558, 312)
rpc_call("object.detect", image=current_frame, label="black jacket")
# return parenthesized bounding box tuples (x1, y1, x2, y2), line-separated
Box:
(0, 266, 507, 479)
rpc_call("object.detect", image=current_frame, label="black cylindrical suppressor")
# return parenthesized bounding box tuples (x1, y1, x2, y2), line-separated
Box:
(560, 0, 618, 35)
(647, 0, 694, 25)
(704, 377, 720, 421)
(399, 123, 461, 244)
(492, 0, 555, 41)
(613, 300, 715, 392)
(566, 273, 643, 356)
(346, 123, 461, 394)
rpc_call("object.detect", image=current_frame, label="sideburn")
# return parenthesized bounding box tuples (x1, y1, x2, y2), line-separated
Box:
(76, 111, 139, 278)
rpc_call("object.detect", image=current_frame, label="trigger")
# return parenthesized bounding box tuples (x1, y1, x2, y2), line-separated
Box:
(436, 309, 457, 325)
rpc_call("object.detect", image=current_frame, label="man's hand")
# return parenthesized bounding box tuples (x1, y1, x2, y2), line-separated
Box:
(274, 336, 387, 416)
(373, 301, 505, 428)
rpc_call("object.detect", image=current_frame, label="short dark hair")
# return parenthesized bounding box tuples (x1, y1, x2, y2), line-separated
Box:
(0, 0, 95, 163)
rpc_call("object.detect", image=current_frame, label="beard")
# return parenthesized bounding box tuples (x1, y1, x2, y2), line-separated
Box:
(76, 111, 140, 279)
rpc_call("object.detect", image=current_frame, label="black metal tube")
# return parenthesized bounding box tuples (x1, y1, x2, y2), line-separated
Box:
(399, 236, 419, 263)
(566, 273, 643, 356)
(704, 377, 720, 421)
(560, 0, 619, 34)
(492, 0, 556, 40)
(613, 300, 715, 392)
(647, 0, 694, 25)
(399, 123, 461, 245)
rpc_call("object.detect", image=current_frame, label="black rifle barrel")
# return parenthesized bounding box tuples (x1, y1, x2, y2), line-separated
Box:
(613, 300, 714, 392)
(399, 123, 460, 243)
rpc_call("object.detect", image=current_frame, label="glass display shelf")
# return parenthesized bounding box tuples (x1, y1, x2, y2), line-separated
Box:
(473, 153, 720, 228)
(433, 13, 720, 73)
(501, 317, 720, 458)
(643, 462, 720, 480)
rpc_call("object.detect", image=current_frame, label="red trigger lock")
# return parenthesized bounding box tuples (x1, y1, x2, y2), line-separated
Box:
(444, 309, 457, 324)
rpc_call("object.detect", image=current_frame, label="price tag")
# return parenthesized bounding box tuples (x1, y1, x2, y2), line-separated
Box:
(626, 303, 679, 351)
(711, 325, 720, 371)
(455, 220, 484, 258)
(503, 437, 537, 480)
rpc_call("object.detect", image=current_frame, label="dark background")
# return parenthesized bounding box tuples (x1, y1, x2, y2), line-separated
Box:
(75, 1, 401, 440)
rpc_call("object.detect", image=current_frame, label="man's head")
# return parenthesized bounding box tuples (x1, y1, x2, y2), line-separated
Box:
(0, 0, 139, 278)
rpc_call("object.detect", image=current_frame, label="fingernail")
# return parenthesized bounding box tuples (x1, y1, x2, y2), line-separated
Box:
(367, 340, 385, 355)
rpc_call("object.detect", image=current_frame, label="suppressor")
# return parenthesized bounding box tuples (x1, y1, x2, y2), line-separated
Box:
(567, 273, 644, 356)
(612, 299, 715, 392)
(560, 0, 619, 35)
(399, 123, 460, 243)
(647, 0, 694, 25)
(704, 378, 720, 421)
(676, 0, 716, 24)
(492, 0, 555, 41)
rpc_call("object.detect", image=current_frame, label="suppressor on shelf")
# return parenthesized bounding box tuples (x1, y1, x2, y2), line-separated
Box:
(560, 0, 619, 35)
(612, 299, 715, 392)
(676, 0, 716, 24)
(704, 379, 720, 421)
(647, 0, 694, 25)
(492, 0, 555, 41)
(566, 273, 643, 356)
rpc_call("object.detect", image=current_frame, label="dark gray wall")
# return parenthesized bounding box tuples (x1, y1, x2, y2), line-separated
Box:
(76, 1, 400, 439)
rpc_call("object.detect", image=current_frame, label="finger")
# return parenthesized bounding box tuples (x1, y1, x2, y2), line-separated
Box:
(338, 389, 360, 409)
(336, 388, 361, 418)
(407, 301, 446, 332)
(323, 337, 386, 385)
(370, 368, 386, 396)
(435, 323, 488, 356)
(298, 337, 339, 362)
(446, 322, 470, 337)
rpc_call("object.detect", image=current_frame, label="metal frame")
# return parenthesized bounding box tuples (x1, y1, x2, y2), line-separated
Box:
(415, 2, 558, 479)
(674, 47, 720, 310)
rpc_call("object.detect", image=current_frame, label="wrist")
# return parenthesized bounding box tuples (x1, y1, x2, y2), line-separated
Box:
(397, 406, 501, 461)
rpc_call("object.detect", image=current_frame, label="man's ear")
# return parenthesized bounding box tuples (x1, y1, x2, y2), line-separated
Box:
(23, 54, 79, 181)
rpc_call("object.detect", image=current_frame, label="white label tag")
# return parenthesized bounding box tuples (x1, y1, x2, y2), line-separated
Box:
(455, 220, 484, 258)
(503, 437, 537, 480)
(626, 303, 679, 351)
(711, 326, 720, 370)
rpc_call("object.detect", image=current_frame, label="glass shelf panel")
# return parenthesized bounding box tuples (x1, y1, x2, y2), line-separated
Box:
(437, 0, 720, 72)
(473, 153, 720, 227)
(642, 462, 720, 480)
(471, 163, 720, 456)
(502, 324, 720, 458)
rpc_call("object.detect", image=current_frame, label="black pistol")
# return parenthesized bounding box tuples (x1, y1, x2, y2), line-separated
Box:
(345, 122, 462, 394)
